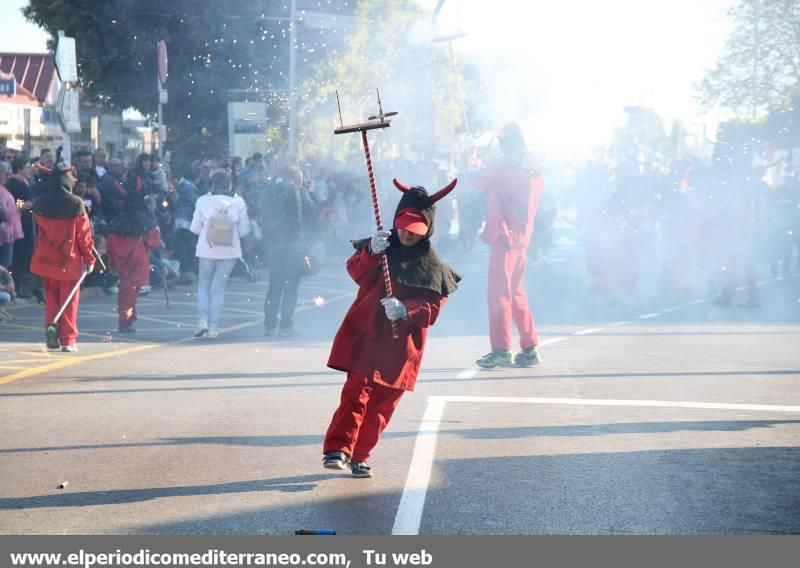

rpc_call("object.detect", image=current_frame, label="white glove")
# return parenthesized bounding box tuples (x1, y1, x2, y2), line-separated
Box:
(369, 229, 392, 255)
(381, 297, 408, 321)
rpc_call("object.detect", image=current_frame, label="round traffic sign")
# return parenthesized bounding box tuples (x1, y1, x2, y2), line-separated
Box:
(157, 40, 168, 84)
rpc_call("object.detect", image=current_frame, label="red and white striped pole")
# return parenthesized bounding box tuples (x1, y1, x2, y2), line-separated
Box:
(361, 130, 399, 339)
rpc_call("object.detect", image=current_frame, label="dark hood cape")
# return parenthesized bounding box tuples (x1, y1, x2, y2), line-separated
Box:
(109, 189, 157, 237)
(353, 179, 461, 297)
(31, 164, 85, 219)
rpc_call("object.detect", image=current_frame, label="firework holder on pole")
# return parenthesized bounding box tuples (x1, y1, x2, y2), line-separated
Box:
(334, 89, 400, 339)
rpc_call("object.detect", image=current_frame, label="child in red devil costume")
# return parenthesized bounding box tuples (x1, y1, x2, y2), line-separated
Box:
(323, 178, 460, 478)
(30, 163, 95, 352)
(476, 122, 544, 369)
(106, 178, 161, 333)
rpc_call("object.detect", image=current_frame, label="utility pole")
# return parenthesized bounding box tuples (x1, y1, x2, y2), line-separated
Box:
(288, 0, 298, 160)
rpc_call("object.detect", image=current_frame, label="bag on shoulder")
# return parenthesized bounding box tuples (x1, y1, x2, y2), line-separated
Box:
(206, 202, 235, 247)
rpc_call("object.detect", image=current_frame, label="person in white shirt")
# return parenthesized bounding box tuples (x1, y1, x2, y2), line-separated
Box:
(190, 171, 250, 338)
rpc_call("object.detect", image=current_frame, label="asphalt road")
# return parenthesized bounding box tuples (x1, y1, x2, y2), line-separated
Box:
(1, 232, 799, 535)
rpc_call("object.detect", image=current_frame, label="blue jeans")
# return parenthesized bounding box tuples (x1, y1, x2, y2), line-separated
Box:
(0, 291, 10, 306)
(0, 243, 13, 268)
(197, 257, 237, 327)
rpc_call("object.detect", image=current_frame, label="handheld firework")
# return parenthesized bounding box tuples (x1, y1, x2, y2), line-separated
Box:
(334, 89, 400, 339)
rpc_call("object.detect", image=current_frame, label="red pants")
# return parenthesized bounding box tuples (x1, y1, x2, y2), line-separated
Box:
(118, 280, 139, 328)
(488, 245, 538, 350)
(44, 277, 81, 346)
(324, 372, 404, 462)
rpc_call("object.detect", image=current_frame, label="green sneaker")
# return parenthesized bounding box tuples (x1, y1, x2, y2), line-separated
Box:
(514, 346, 542, 367)
(476, 349, 513, 369)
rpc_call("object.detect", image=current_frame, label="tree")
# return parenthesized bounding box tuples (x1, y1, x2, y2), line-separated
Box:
(700, 0, 800, 117)
(295, 0, 464, 161)
(23, 0, 355, 166)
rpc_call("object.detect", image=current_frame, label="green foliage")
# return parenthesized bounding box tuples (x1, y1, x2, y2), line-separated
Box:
(24, 0, 277, 164)
(700, 0, 800, 117)
(296, 0, 464, 161)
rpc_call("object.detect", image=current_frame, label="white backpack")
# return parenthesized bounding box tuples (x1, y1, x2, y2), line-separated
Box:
(206, 201, 235, 247)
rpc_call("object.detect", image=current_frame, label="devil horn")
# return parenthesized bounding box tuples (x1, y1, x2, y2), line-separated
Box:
(430, 178, 458, 203)
(392, 178, 412, 193)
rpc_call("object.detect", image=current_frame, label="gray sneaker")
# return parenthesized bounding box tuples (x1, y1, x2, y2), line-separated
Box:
(350, 462, 373, 478)
(514, 346, 542, 367)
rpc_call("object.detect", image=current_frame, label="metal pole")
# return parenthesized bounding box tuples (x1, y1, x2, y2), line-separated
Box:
(157, 76, 164, 160)
(288, 0, 297, 160)
(23, 109, 31, 156)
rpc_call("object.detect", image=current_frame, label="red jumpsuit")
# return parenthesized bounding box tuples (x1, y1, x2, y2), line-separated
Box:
(479, 158, 543, 351)
(30, 214, 94, 347)
(324, 245, 447, 462)
(107, 228, 160, 329)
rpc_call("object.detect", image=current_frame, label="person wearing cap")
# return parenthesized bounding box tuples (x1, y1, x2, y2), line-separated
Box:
(30, 163, 95, 352)
(322, 178, 460, 478)
(475, 122, 544, 369)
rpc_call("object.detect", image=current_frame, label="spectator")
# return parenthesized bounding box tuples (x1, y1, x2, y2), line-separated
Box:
(39, 148, 54, 170)
(94, 149, 107, 178)
(5, 157, 35, 296)
(0, 161, 24, 269)
(262, 165, 317, 337)
(126, 153, 154, 196)
(0, 264, 15, 322)
(190, 170, 250, 339)
(174, 165, 201, 282)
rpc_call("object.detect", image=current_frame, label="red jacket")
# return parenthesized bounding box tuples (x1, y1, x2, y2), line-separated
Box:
(479, 158, 543, 250)
(328, 246, 447, 391)
(31, 214, 94, 281)
(107, 228, 161, 287)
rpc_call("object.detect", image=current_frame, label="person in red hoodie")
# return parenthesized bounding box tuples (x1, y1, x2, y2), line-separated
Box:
(322, 178, 460, 478)
(476, 122, 544, 369)
(30, 163, 95, 352)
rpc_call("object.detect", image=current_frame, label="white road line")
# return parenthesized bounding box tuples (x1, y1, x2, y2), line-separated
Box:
(573, 328, 602, 336)
(638, 313, 661, 320)
(610, 321, 632, 327)
(456, 367, 479, 380)
(687, 299, 706, 305)
(393, 393, 800, 534)
(538, 337, 568, 346)
(431, 395, 800, 413)
(391, 397, 446, 535)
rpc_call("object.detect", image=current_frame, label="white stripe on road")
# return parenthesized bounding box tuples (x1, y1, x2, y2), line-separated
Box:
(393, 393, 800, 534)
(638, 312, 661, 319)
(573, 328, 603, 335)
(391, 397, 446, 535)
(431, 395, 800, 413)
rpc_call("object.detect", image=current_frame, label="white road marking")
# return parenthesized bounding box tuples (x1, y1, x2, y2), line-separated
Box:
(456, 367, 479, 380)
(393, 393, 800, 534)
(391, 397, 446, 535)
(573, 328, 603, 336)
(638, 313, 661, 319)
(431, 395, 800, 413)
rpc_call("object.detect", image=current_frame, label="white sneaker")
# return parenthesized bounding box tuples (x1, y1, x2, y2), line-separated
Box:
(207, 328, 219, 339)
(193, 319, 208, 338)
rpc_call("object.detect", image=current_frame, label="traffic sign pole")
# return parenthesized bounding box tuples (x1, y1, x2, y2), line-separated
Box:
(156, 41, 168, 160)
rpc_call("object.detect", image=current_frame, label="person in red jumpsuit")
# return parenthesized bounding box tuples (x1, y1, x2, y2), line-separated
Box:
(323, 178, 460, 478)
(476, 122, 544, 369)
(30, 163, 95, 352)
(106, 180, 161, 333)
